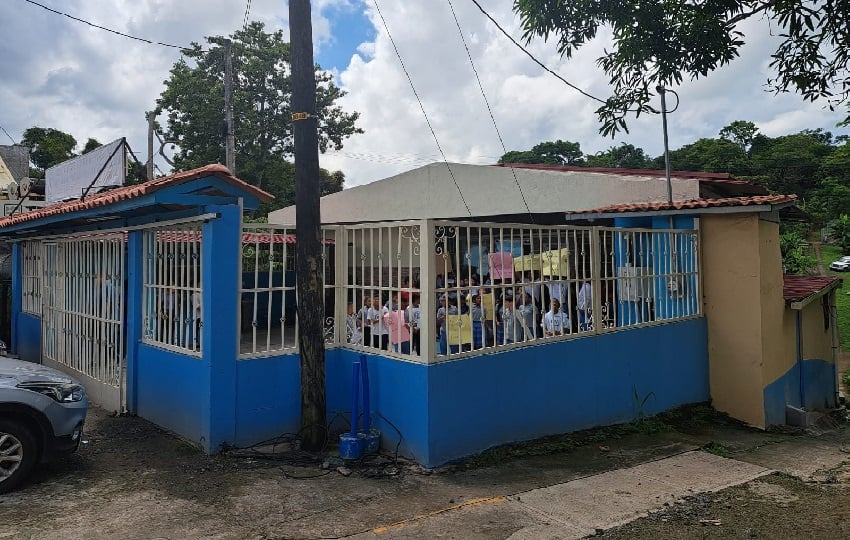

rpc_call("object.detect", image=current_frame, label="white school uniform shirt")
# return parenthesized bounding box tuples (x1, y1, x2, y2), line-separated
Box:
(578, 283, 592, 311)
(547, 282, 568, 304)
(367, 306, 389, 335)
(543, 310, 570, 335)
(408, 305, 421, 329)
(500, 305, 517, 342)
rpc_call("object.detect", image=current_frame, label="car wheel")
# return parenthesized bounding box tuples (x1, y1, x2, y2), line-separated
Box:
(0, 419, 38, 494)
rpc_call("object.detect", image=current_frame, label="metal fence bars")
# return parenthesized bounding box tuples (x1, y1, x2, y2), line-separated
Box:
(20, 240, 41, 315)
(141, 227, 203, 356)
(339, 222, 423, 361)
(238, 224, 336, 358)
(40, 233, 126, 388)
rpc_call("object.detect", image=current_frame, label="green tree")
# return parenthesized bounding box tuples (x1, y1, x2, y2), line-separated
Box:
(21, 127, 77, 172)
(585, 143, 652, 169)
(780, 229, 816, 274)
(513, 1, 850, 135)
(749, 133, 835, 195)
(156, 22, 362, 193)
(81, 138, 102, 154)
(666, 138, 750, 175)
(499, 139, 584, 165)
(718, 120, 759, 153)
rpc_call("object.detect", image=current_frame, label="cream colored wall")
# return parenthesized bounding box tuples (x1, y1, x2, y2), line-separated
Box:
(758, 220, 796, 387)
(801, 296, 834, 362)
(701, 214, 767, 427)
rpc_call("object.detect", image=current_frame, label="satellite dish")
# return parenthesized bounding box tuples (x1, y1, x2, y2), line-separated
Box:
(6, 181, 18, 200)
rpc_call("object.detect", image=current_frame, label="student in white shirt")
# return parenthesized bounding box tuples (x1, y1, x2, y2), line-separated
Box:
(578, 282, 592, 331)
(367, 295, 389, 350)
(543, 299, 571, 337)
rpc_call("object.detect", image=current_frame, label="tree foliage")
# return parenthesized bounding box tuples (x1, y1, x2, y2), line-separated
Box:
(513, 0, 850, 136)
(21, 127, 77, 172)
(499, 139, 584, 165)
(156, 22, 362, 195)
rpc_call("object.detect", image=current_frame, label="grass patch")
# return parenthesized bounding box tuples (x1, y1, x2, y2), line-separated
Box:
(817, 244, 850, 351)
(843, 370, 850, 393)
(703, 441, 731, 457)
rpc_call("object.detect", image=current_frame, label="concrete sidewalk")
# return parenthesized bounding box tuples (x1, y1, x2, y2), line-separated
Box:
(350, 451, 771, 539)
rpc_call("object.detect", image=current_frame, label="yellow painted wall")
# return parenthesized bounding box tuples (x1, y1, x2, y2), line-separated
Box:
(701, 214, 767, 427)
(800, 294, 834, 362)
(759, 220, 797, 387)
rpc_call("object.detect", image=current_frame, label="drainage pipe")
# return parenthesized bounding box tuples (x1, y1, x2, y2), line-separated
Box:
(796, 311, 806, 409)
(350, 360, 361, 437)
(360, 354, 372, 432)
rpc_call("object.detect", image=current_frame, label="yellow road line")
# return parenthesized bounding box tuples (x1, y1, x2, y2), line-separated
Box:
(372, 496, 508, 534)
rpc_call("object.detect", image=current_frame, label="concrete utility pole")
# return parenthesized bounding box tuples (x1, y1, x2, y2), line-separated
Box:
(146, 111, 155, 180)
(289, 0, 326, 452)
(224, 38, 236, 174)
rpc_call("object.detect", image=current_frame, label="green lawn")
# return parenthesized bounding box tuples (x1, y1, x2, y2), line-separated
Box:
(817, 244, 850, 350)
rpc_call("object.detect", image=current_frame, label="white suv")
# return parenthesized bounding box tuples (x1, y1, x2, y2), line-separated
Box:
(0, 354, 88, 493)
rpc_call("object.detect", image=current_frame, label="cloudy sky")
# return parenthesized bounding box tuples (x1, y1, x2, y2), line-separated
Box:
(1, 0, 848, 187)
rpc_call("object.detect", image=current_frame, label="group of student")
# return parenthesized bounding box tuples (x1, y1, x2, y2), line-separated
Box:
(346, 271, 592, 357)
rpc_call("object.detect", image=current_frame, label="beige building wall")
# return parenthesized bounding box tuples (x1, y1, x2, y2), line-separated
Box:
(701, 214, 767, 427)
(758, 220, 796, 388)
(800, 295, 834, 362)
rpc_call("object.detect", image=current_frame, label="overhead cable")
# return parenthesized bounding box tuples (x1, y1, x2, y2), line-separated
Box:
(22, 0, 195, 51)
(447, 0, 535, 223)
(373, 0, 472, 217)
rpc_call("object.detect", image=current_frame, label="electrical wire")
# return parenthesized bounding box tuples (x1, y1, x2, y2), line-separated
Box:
(0, 124, 16, 144)
(22, 0, 195, 51)
(468, 0, 607, 105)
(446, 0, 534, 224)
(372, 0, 473, 217)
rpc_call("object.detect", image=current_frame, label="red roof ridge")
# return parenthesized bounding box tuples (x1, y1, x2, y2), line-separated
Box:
(0, 164, 273, 229)
(565, 194, 797, 215)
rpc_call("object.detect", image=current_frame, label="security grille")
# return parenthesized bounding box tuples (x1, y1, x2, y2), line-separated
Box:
(20, 241, 41, 315)
(141, 227, 203, 355)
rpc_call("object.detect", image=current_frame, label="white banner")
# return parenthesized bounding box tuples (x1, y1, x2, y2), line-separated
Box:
(46, 138, 125, 203)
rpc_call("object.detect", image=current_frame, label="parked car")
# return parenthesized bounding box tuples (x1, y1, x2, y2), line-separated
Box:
(829, 257, 850, 271)
(0, 351, 87, 493)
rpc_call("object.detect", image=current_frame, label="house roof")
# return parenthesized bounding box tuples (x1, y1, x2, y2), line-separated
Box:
(269, 162, 701, 225)
(783, 275, 842, 309)
(496, 163, 771, 198)
(564, 194, 798, 220)
(0, 164, 273, 230)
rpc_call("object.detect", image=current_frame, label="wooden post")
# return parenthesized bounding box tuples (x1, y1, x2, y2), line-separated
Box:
(224, 39, 236, 174)
(289, 0, 326, 451)
(146, 112, 154, 180)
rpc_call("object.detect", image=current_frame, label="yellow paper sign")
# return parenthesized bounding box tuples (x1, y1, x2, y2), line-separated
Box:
(446, 313, 473, 345)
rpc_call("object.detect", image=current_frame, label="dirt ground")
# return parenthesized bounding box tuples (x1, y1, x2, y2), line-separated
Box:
(1, 405, 849, 539)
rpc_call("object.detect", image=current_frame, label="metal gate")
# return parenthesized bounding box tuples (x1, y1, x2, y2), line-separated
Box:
(40, 233, 126, 412)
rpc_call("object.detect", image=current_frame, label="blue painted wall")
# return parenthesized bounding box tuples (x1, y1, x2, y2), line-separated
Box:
(11, 243, 21, 355)
(233, 354, 301, 446)
(15, 313, 41, 364)
(763, 358, 837, 426)
(326, 348, 431, 461)
(327, 318, 709, 467)
(136, 344, 209, 446)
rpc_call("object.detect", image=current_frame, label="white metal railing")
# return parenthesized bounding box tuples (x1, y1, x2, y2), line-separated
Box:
(141, 226, 203, 356)
(41, 233, 126, 387)
(238, 224, 337, 358)
(21, 240, 41, 315)
(242, 219, 701, 364)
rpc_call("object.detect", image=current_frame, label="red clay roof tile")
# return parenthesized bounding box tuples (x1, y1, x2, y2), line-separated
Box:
(565, 195, 798, 215)
(0, 164, 273, 229)
(783, 275, 842, 303)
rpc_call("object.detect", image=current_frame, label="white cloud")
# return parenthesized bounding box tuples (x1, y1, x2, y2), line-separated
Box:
(0, 0, 847, 191)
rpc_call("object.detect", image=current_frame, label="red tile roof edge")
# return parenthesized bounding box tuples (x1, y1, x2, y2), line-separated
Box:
(494, 162, 736, 180)
(0, 164, 273, 229)
(782, 275, 842, 302)
(565, 194, 798, 215)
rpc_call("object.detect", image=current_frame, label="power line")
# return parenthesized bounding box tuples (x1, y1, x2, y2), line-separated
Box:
(446, 0, 534, 223)
(373, 0, 472, 217)
(0, 124, 16, 144)
(468, 0, 607, 106)
(22, 0, 195, 51)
